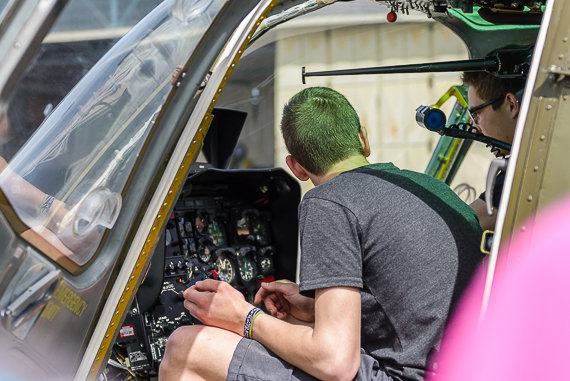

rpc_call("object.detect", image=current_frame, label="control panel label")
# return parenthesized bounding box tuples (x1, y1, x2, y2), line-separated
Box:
(120, 325, 135, 338)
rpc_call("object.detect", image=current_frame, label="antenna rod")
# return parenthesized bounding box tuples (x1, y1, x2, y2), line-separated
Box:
(302, 57, 499, 84)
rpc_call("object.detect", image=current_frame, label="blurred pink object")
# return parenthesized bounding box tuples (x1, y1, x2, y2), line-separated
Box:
(430, 196, 570, 381)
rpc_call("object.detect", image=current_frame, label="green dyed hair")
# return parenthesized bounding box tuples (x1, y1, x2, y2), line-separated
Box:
(280, 87, 364, 176)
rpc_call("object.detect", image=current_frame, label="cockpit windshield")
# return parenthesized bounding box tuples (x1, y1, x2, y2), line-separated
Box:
(0, 0, 224, 267)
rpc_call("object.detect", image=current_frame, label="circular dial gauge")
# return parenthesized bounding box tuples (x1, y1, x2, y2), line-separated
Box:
(236, 215, 250, 237)
(216, 253, 235, 283)
(238, 255, 257, 282)
(260, 256, 273, 274)
(195, 214, 208, 234)
(198, 245, 211, 263)
(251, 217, 269, 245)
(208, 219, 225, 247)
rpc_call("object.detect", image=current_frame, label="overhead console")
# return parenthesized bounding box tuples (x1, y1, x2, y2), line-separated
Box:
(109, 167, 300, 377)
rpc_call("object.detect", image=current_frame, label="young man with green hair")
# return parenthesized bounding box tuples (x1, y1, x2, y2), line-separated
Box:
(160, 87, 483, 381)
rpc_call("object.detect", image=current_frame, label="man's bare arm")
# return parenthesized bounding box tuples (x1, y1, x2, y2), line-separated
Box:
(252, 286, 361, 381)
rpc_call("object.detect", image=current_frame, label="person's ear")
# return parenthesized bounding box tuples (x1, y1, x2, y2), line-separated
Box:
(285, 155, 310, 181)
(359, 126, 371, 157)
(505, 92, 520, 119)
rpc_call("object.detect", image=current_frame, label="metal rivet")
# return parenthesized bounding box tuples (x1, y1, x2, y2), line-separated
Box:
(540, 135, 546, 141)
(520, 225, 526, 232)
(527, 195, 533, 201)
(546, 104, 552, 110)
(563, 37, 569, 43)
(559, 54, 564, 60)
(533, 166, 539, 171)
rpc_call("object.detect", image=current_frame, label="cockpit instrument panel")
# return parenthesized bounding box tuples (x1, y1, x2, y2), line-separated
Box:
(108, 168, 299, 378)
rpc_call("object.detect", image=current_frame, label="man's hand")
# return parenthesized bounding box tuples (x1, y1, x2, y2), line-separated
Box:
(183, 279, 252, 336)
(254, 280, 315, 323)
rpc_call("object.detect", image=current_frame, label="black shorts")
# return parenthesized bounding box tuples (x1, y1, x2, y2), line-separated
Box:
(227, 338, 393, 381)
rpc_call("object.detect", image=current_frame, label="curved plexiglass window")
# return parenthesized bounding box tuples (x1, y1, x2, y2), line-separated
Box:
(0, 0, 225, 266)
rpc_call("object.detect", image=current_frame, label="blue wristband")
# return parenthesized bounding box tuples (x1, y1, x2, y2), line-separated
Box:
(243, 307, 263, 338)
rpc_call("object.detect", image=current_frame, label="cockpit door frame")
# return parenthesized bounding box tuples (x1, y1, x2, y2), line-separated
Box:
(75, 0, 278, 379)
(482, 0, 570, 315)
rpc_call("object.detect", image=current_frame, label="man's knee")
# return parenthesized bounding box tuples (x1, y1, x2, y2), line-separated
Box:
(160, 325, 203, 378)
(163, 325, 201, 364)
(160, 325, 241, 381)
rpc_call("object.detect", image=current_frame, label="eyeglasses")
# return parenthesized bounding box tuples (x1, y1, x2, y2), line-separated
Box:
(468, 95, 504, 125)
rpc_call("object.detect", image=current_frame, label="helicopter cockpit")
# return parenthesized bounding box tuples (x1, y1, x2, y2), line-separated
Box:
(1, 0, 566, 380)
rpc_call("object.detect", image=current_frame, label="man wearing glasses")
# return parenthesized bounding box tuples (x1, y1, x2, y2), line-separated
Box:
(461, 71, 525, 231)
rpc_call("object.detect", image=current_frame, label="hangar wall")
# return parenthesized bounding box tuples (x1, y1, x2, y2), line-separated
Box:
(273, 20, 495, 201)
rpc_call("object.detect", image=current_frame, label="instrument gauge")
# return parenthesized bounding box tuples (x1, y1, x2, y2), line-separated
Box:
(208, 219, 225, 247)
(259, 247, 274, 274)
(197, 245, 211, 263)
(251, 217, 270, 245)
(195, 213, 208, 234)
(216, 253, 235, 284)
(260, 257, 273, 274)
(236, 214, 250, 237)
(238, 254, 257, 283)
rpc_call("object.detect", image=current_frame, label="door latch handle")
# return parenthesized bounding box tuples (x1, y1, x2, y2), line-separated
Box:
(2, 269, 61, 330)
(485, 158, 508, 216)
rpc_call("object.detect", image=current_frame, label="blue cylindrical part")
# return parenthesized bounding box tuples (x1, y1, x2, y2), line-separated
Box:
(415, 105, 446, 132)
(425, 109, 446, 131)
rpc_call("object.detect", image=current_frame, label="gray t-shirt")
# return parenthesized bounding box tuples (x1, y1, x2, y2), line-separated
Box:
(298, 163, 483, 381)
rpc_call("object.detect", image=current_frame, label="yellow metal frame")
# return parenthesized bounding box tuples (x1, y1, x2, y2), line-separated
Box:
(427, 86, 470, 181)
